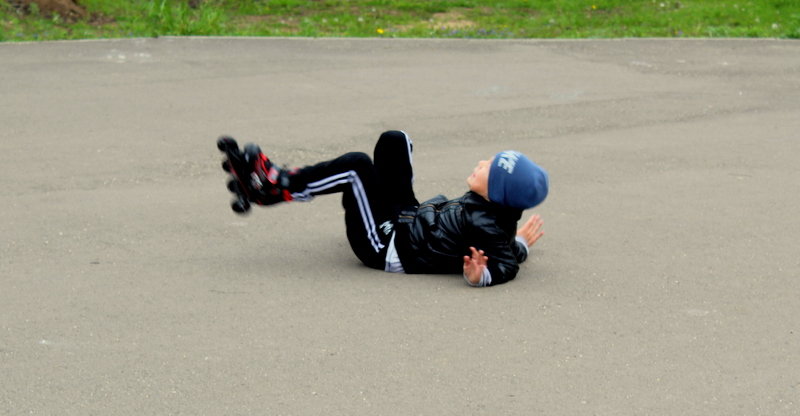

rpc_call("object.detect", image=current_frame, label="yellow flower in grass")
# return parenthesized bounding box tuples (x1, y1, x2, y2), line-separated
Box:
(377, 28, 385, 34)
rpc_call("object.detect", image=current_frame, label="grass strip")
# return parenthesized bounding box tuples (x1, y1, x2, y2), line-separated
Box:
(2, 0, 799, 42)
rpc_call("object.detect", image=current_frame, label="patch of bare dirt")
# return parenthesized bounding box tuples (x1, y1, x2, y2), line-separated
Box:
(10, 0, 86, 22)
(392, 9, 477, 34)
(430, 10, 476, 30)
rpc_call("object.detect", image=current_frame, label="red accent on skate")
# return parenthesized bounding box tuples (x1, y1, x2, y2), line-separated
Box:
(267, 166, 280, 185)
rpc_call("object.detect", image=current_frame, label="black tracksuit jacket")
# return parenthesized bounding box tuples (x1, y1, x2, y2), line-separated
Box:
(393, 191, 529, 286)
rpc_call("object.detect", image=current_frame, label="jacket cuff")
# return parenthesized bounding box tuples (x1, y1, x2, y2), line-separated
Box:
(515, 235, 530, 256)
(464, 267, 492, 287)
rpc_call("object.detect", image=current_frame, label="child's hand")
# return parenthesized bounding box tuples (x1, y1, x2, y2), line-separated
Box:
(516, 214, 544, 248)
(463, 247, 488, 285)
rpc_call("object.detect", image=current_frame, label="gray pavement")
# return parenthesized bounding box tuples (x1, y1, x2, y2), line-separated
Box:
(1, 37, 799, 415)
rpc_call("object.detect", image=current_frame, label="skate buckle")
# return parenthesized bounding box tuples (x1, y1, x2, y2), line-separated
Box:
(250, 172, 264, 190)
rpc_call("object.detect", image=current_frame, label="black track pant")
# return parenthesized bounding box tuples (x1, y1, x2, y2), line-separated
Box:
(285, 131, 418, 269)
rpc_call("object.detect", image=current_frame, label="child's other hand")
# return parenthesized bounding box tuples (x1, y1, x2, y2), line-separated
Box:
(463, 247, 488, 285)
(516, 214, 544, 248)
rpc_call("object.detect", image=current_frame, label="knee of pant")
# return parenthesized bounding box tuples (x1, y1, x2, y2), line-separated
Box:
(378, 130, 408, 146)
(376, 131, 411, 162)
(343, 151, 373, 169)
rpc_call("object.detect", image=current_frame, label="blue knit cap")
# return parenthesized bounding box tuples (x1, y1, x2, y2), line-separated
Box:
(488, 151, 549, 210)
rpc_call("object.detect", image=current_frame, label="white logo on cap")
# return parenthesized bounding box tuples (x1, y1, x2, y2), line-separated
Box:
(497, 151, 520, 174)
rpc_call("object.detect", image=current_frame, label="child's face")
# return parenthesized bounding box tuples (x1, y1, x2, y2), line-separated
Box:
(467, 157, 493, 199)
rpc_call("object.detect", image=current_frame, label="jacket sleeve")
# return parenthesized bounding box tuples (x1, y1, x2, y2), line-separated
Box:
(512, 236, 529, 263)
(470, 217, 521, 286)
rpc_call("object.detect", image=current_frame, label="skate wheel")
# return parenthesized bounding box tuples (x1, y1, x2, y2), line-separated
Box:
(231, 199, 251, 214)
(217, 136, 238, 152)
(227, 178, 240, 193)
(221, 160, 231, 172)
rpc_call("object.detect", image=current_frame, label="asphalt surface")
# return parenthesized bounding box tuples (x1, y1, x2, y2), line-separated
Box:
(1, 37, 799, 415)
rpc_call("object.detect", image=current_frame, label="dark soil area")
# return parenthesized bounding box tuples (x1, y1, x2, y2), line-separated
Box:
(10, 0, 86, 21)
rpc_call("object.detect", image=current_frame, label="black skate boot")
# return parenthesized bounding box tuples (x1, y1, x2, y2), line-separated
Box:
(217, 136, 293, 214)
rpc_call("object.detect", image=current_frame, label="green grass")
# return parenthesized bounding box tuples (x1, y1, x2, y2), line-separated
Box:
(2, 0, 799, 42)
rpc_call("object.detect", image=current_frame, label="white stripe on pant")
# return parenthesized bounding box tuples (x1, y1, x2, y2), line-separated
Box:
(292, 170, 385, 252)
